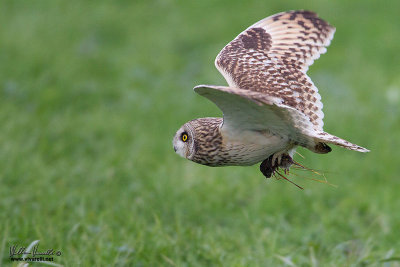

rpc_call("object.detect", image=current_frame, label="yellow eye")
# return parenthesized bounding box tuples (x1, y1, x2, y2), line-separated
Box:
(181, 133, 188, 142)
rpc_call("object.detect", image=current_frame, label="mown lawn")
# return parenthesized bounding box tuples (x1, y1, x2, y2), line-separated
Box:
(1, 0, 399, 266)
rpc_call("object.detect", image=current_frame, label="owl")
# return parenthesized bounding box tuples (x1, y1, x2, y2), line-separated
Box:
(173, 10, 369, 179)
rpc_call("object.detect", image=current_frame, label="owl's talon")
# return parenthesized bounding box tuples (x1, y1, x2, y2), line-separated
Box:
(260, 153, 293, 178)
(271, 153, 280, 166)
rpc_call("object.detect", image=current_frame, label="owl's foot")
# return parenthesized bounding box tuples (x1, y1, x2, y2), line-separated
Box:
(260, 153, 294, 178)
(260, 153, 303, 189)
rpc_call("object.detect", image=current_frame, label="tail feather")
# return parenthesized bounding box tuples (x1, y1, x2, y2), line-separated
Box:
(314, 132, 370, 153)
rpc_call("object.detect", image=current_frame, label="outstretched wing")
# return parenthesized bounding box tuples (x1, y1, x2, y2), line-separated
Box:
(194, 85, 369, 153)
(195, 85, 318, 148)
(215, 10, 335, 131)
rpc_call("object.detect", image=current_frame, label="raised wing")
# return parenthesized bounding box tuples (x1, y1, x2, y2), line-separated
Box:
(194, 85, 370, 153)
(194, 85, 317, 148)
(248, 10, 335, 72)
(215, 10, 335, 131)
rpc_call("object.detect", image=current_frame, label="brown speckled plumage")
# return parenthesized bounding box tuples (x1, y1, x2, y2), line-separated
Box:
(173, 10, 369, 173)
(188, 118, 225, 166)
(215, 10, 335, 130)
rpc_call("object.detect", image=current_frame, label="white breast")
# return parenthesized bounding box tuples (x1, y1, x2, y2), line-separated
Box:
(222, 129, 289, 165)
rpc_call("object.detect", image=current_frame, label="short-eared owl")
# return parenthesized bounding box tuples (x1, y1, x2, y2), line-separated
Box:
(173, 10, 369, 178)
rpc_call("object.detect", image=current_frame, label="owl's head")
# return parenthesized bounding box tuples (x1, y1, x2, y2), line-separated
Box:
(172, 122, 196, 160)
(173, 118, 223, 165)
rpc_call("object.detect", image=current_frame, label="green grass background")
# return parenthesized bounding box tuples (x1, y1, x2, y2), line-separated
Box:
(1, 0, 399, 266)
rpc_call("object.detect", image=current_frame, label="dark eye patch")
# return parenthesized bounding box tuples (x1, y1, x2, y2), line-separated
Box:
(181, 132, 189, 142)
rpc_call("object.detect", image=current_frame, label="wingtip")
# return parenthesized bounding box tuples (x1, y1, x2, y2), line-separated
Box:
(193, 84, 213, 93)
(193, 84, 207, 93)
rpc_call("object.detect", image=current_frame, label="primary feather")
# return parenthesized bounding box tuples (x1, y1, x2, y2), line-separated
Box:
(215, 10, 336, 130)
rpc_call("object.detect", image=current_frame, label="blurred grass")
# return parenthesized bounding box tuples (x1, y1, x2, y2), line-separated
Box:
(0, 0, 399, 266)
